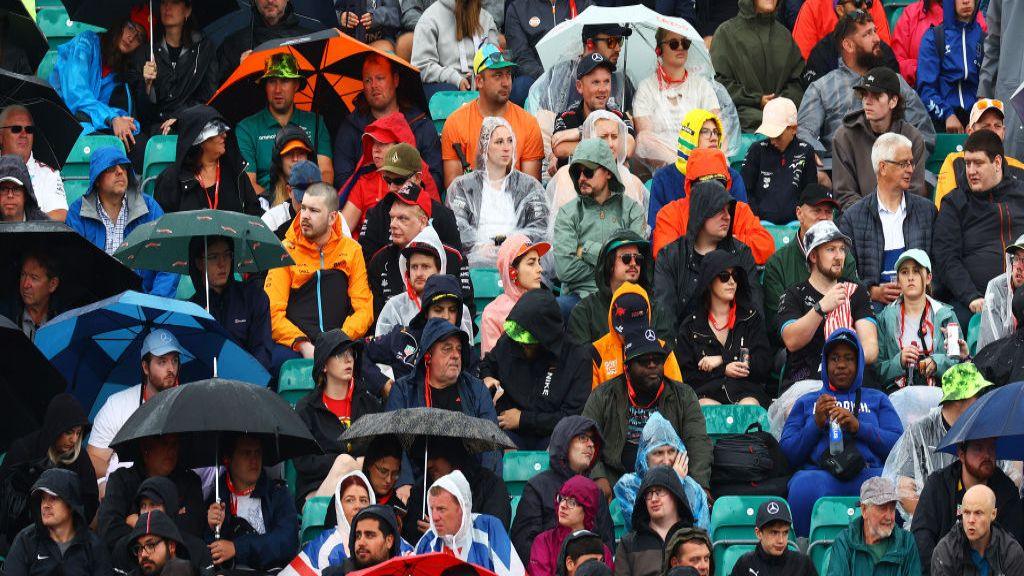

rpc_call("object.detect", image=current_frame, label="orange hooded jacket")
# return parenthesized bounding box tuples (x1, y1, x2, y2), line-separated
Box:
(792, 0, 892, 60)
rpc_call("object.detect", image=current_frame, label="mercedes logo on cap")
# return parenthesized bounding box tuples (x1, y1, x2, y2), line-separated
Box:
(767, 501, 780, 514)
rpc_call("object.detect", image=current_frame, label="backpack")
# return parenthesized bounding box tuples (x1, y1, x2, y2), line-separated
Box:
(710, 423, 792, 498)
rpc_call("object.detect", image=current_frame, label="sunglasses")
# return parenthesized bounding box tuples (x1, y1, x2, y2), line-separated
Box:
(2, 125, 34, 134)
(576, 166, 597, 179)
(842, 0, 873, 7)
(382, 174, 410, 186)
(618, 253, 644, 266)
(591, 36, 623, 49)
(633, 354, 664, 367)
(660, 38, 691, 51)
(716, 270, 737, 283)
(475, 50, 514, 74)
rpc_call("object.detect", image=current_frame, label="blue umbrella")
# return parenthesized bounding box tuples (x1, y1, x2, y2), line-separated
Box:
(936, 381, 1024, 460)
(35, 290, 270, 416)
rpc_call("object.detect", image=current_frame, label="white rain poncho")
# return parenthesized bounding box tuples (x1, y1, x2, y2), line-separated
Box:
(979, 233, 1024, 352)
(768, 380, 821, 441)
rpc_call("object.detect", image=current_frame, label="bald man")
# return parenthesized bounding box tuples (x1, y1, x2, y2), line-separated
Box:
(932, 485, 1024, 576)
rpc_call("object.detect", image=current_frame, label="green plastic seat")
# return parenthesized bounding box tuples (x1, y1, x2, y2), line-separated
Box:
(469, 267, 502, 317)
(284, 460, 298, 500)
(729, 134, 763, 168)
(717, 544, 755, 576)
(886, 6, 905, 33)
(701, 404, 770, 442)
(644, 179, 653, 192)
(710, 496, 795, 570)
(142, 135, 178, 195)
(610, 498, 627, 541)
(807, 496, 860, 569)
(967, 312, 982, 356)
(36, 49, 58, 81)
(927, 133, 967, 175)
(761, 221, 800, 251)
(510, 495, 521, 522)
(37, 6, 103, 48)
(279, 359, 315, 406)
(62, 135, 125, 181)
(502, 450, 549, 497)
(64, 179, 90, 207)
(428, 91, 479, 134)
(300, 496, 332, 544)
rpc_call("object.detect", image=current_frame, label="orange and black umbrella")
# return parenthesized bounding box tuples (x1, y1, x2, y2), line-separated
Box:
(208, 28, 427, 136)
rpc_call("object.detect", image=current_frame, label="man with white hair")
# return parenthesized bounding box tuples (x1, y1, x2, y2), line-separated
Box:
(838, 133, 937, 308)
(932, 484, 1024, 576)
(826, 477, 921, 575)
(414, 470, 524, 576)
(0, 105, 67, 221)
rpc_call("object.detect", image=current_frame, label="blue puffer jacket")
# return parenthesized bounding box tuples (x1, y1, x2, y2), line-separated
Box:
(917, 0, 985, 123)
(779, 328, 904, 470)
(49, 31, 139, 135)
(65, 147, 178, 298)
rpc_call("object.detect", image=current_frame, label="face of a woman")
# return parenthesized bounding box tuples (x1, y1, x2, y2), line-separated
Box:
(514, 249, 543, 290)
(282, 148, 309, 177)
(556, 495, 586, 529)
(201, 133, 227, 160)
(161, 0, 192, 27)
(659, 31, 689, 69)
(897, 261, 929, 300)
(340, 483, 371, 523)
(486, 125, 514, 171)
(325, 348, 355, 384)
(710, 268, 737, 303)
(118, 22, 143, 54)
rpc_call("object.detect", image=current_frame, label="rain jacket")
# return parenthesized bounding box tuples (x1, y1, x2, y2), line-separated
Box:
(792, 0, 892, 59)
(480, 234, 533, 354)
(335, 0, 401, 43)
(979, 0, 1024, 158)
(740, 136, 818, 225)
(826, 517, 920, 576)
(875, 296, 959, 392)
(652, 149, 773, 265)
(590, 282, 684, 387)
(932, 520, 1024, 576)
(552, 139, 645, 298)
(979, 235, 1024, 351)
(3, 468, 112, 576)
(411, 0, 499, 87)
(830, 111, 930, 208)
(779, 328, 904, 471)
(0, 156, 48, 221)
(611, 413, 710, 530)
(358, 192, 463, 262)
(49, 30, 138, 135)
(215, 3, 321, 83)
(917, 0, 986, 124)
(912, 459, 1024, 574)
(265, 213, 374, 346)
(528, 476, 613, 576)
(479, 289, 592, 439)
(648, 109, 747, 230)
(652, 180, 761, 342)
(130, 30, 217, 127)
(614, 467, 696, 576)
(675, 251, 771, 405)
(504, 0, 591, 80)
(709, 0, 806, 132)
(729, 543, 818, 576)
(153, 105, 262, 215)
(976, 288, 1024, 385)
(892, 0, 942, 85)
(414, 471, 525, 576)
(205, 470, 299, 571)
(510, 416, 616, 560)
(65, 147, 179, 298)
(122, 511, 197, 576)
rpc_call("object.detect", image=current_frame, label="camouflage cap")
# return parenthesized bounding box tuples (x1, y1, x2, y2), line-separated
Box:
(940, 362, 994, 404)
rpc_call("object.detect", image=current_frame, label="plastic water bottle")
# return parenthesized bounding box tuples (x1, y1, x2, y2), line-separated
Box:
(829, 417, 843, 455)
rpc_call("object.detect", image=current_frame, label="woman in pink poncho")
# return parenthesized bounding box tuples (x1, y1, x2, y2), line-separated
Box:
(528, 475, 614, 576)
(479, 234, 550, 354)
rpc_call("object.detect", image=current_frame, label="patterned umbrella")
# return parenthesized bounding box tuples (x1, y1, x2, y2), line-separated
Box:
(340, 408, 515, 454)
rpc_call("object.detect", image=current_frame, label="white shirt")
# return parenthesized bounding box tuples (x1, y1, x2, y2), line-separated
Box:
(27, 153, 67, 214)
(88, 384, 143, 480)
(476, 179, 515, 243)
(234, 495, 266, 534)
(877, 193, 907, 250)
(632, 73, 719, 149)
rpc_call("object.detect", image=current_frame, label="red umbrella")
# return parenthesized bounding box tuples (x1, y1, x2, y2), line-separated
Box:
(347, 553, 500, 576)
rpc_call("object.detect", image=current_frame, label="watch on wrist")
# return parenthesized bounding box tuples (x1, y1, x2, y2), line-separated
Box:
(813, 301, 826, 318)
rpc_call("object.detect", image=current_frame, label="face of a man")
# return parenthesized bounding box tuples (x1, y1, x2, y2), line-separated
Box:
(256, 0, 287, 24)
(877, 144, 914, 192)
(427, 299, 460, 326)
(143, 352, 180, 392)
(576, 68, 612, 113)
(194, 239, 232, 290)
(593, 119, 621, 158)
(850, 21, 882, 63)
(362, 58, 398, 112)
(861, 91, 897, 124)
(367, 456, 400, 497)
(811, 240, 847, 280)
(961, 490, 997, 544)
(228, 436, 263, 487)
(428, 335, 463, 384)
(477, 69, 512, 107)
(265, 78, 300, 114)
(627, 354, 665, 391)
(861, 502, 896, 541)
(755, 521, 790, 556)
(575, 165, 611, 198)
(696, 120, 721, 149)
(137, 497, 165, 516)
(406, 253, 439, 295)
(299, 194, 333, 241)
(0, 181, 26, 220)
(353, 517, 394, 568)
(960, 438, 997, 481)
(135, 535, 172, 576)
(428, 490, 463, 537)
(672, 541, 711, 576)
(98, 164, 130, 197)
(644, 485, 678, 524)
(955, 0, 975, 20)
(646, 444, 679, 468)
(590, 34, 622, 64)
(795, 203, 834, 234)
(141, 435, 179, 477)
(964, 150, 1003, 192)
(701, 206, 731, 242)
(39, 492, 72, 529)
(611, 245, 642, 285)
(567, 554, 605, 576)
(825, 342, 858, 390)
(567, 432, 596, 473)
(1010, 251, 1024, 289)
(0, 110, 33, 160)
(970, 110, 1005, 139)
(20, 257, 58, 308)
(388, 202, 427, 248)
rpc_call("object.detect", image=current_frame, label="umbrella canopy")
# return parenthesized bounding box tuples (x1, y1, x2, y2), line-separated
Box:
(348, 553, 499, 576)
(35, 290, 271, 416)
(0, 220, 141, 312)
(1, 7, 49, 71)
(0, 314, 67, 452)
(59, 0, 236, 31)
(109, 378, 321, 467)
(340, 407, 516, 454)
(937, 381, 1024, 460)
(113, 209, 294, 275)
(0, 68, 83, 169)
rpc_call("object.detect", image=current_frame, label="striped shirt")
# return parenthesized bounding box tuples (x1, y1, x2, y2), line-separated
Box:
(95, 195, 128, 255)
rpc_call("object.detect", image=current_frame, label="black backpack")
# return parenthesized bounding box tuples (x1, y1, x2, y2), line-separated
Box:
(710, 422, 792, 498)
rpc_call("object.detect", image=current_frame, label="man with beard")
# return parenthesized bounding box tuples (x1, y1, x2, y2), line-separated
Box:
(797, 10, 934, 160)
(828, 477, 920, 575)
(979, 236, 1024, 351)
(777, 220, 877, 387)
(932, 485, 1024, 576)
(215, 0, 322, 84)
(551, 53, 635, 163)
(125, 510, 193, 576)
(329, 505, 402, 575)
(911, 437, 1024, 575)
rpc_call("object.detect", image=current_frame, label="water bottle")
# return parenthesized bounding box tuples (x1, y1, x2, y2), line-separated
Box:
(829, 417, 843, 455)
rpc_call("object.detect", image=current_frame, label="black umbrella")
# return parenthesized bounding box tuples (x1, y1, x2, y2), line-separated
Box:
(340, 407, 516, 454)
(0, 314, 67, 452)
(1, 8, 50, 72)
(0, 221, 141, 313)
(59, 0, 237, 32)
(0, 69, 83, 169)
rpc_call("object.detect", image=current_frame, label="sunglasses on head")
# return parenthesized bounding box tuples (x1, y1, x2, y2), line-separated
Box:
(382, 174, 410, 186)
(716, 270, 737, 283)
(2, 125, 33, 134)
(661, 38, 691, 51)
(618, 253, 644, 266)
(475, 50, 513, 74)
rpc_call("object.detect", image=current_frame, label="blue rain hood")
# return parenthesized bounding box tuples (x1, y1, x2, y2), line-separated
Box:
(820, 327, 865, 397)
(415, 317, 470, 373)
(87, 146, 137, 196)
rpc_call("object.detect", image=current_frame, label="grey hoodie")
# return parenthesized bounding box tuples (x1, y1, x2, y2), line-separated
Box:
(410, 0, 499, 86)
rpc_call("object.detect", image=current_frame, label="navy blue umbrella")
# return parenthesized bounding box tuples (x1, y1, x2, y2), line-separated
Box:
(936, 381, 1024, 460)
(34, 290, 270, 417)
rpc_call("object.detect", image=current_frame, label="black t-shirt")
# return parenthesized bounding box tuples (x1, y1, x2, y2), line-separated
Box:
(777, 280, 874, 384)
(428, 384, 461, 412)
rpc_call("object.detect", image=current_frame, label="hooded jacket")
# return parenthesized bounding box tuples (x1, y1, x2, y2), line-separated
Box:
(528, 476, 613, 576)
(447, 117, 549, 268)
(504, 0, 591, 79)
(410, 0, 499, 87)
(729, 542, 817, 576)
(358, 189, 463, 264)
(265, 212, 374, 345)
(648, 109, 748, 230)
(675, 251, 771, 404)
(511, 416, 616, 560)
(932, 520, 1024, 576)
(662, 527, 713, 576)
(614, 467, 696, 576)
(4, 468, 113, 576)
(49, 30, 138, 136)
(205, 470, 299, 571)
(652, 181, 762, 343)
(831, 111, 929, 208)
(123, 510, 196, 576)
(792, 0, 893, 59)
(779, 329, 904, 471)
(479, 289, 591, 439)
(611, 413, 711, 529)
(740, 136, 819, 225)
(709, 0, 806, 131)
(0, 155, 48, 221)
(130, 29, 217, 127)
(414, 471, 525, 576)
(480, 234, 534, 353)
(918, 0, 986, 123)
(875, 295, 959, 391)
(153, 105, 262, 215)
(65, 147, 179, 298)
(975, 287, 1024, 384)
(979, 234, 1024, 351)
(828, 516, 919, 576)
(342, 505, 404, 572)
(215, 3, 321, 84)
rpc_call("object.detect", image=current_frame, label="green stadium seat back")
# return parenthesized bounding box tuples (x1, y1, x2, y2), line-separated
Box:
(64, 179, 90, 207)
(610, 499, 628, 540)
(175, 274, 195, 300)
(428, 91, 479, 134)
(37, 6, 103, 48)
(37, 49, 58, 80)
(730, 134, 763, 167)
(279, 359, 315, 406)
(717, 545, 755, 576)
(808, 496, 860, 568)
(142, 135, 178, 195)
(470, 267, 502, 314)
(968, 312, 982, 355)
(927, 133, 967, 175)
(284, 460, 298, 499)
(63, 135, 125, 180)
(762, 221, 800, 251)
(711, 497, 795, 569)
(886, 5, 905, 32)
(510, 495, 521, 522)
(503, 450, 548, 497)
(701, 404, 770, 441)
(300, 496, 332, 544)
(644, 179, 653, 192)
(818, 546, 833, 575)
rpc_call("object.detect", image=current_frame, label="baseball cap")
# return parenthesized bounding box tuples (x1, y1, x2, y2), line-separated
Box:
(755, 97, 798, 138)
(665, 569, 700, 576)
(192, 119, 231, 147)
(390, 180, 432, 218)
(259, 53, 306, 86)
(1006, 235, 1024, 254)
(853, 67, 901, 96)
(0, 174, 24, 187)
(378, 143, 422, 178)
(755, 499, 793, 529)
(279, 139, 312, 156)
(940, 362, 994, 404)
(582, 23, 632, 40)
(576, 52, 616, 80)
(859, 477, 899, 506)
(799, 184, 839, 209)
(894, 248, 931, 273)
(511, 241, 551, 264)
(288, 160, 321, 202)
(473, 43, 517, 75)
(400, 240, 441, 266)
(140, 329, 193, 362)
(802, 220, 852, 264)
(969, 98, 1005, 128)
(623, 328, 666, 364)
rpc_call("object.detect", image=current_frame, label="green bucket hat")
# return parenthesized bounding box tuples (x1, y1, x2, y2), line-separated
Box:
(503, 320, 539, 345)
(940, 363, 994, 404)
(259, 53, 306, 87)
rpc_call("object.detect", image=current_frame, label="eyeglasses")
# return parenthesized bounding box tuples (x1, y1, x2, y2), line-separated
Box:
(591, 36, 623, 49)
(644, 487, 668, 501)
(618, 253, 644, 266)
(716, 270, 737, 283)
(556, 495, 580, 509)
(131, 538, 165, 557)
(841, 0, 873, 8)
(699, 128, 721, 138)
(0, 185, 23, 196)
(660, 38, 691, 51)
(382, 174, 410, 186)
(1, 125, 33, 134)
(204, 251, 233, 264)
(883, 159, 914, 170)
(372, 462, 400, 481)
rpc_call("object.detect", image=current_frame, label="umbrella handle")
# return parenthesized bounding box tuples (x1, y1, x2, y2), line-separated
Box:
(422, 437, 428, 521)
(149, 0, 155, 62)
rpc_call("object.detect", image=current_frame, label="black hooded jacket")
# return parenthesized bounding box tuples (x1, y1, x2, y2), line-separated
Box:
(0, 155, 48, 221)
(214, 3, 321, 84)
(479, 289, 592, 439)
(129, 30, 218, 127)
(615, 467, 696, 576)
(153, 105, 262, 215)
(728, 542, 817, 576)
(510, 416, 615, 560)
(331, 505, 403, 575)
(653, 181, 762, 344)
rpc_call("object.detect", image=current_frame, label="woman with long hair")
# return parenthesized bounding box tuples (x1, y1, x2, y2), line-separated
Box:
(411, 0, 498, 98)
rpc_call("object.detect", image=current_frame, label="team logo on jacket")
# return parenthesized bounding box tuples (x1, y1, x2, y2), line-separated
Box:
(529, 16, 540, 27)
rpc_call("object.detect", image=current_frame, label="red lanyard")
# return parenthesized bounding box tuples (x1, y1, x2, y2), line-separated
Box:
(197, 163, 221, 210)
(626, 374, 664, 409)
(657, 65, 688, 91)
(898, 299, 934, 354)
(225, 472, 255, 516)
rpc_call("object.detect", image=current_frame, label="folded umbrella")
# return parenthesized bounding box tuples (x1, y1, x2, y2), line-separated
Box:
(347, 553, 499, 576)
(0, 68, 83, 169)
(0, 314, 67, 452)
(936, 381, 1024, 460)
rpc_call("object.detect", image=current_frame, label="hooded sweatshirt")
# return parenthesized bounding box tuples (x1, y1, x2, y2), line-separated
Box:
(0, 155, 48, 221)
(414, 471, 525, 576)
(528, 476, 613, 576)
(480, 234, 532, 353)
(779, 328, 904, 471)
(709, 0, 806, 131)
(410, 0, 499, 87)
(446, 116, 550, 268)
(932, 519, 1024, 576)
(648, 109, 748, 229)
(652, 180, 762, 343)
(979, 234, 1024, 351)
(614, 467, 696, 576)
(917, 0, 986, 123)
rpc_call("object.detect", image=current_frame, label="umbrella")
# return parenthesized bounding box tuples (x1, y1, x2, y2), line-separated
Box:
(0, 314, 67, 452)
(936, 381, 1024, 459)
(340, 407, 516, 454)
(1, 7, 49, 72)
(0, 68, 83, 169)
(35, 290, 271, 416)
(348, 553, 499, 576)
(0, 220, 141, 312)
